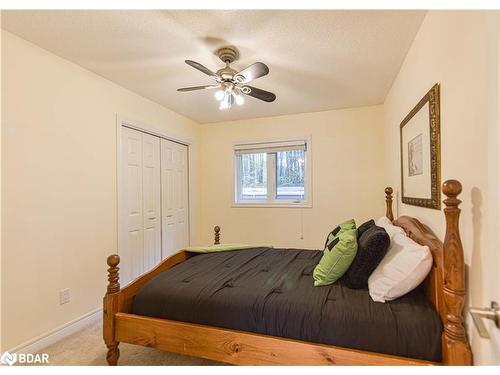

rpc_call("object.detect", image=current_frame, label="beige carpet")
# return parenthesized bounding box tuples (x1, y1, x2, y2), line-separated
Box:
(41, 316, 224, 366)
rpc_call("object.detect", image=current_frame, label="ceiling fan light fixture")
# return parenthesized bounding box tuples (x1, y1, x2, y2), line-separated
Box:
(219, 91, 232, 110)
(219, 98, 229, 110)
(214, 90, 225, 101)
(235, 93, 244, 106)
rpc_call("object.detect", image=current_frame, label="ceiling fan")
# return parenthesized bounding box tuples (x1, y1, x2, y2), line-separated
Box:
(177, 46, 276, 110)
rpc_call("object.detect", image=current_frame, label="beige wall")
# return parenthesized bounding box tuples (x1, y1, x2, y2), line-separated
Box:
(384, 10, 500, 364)
(199, 106, 386, 248)
(1, 31, 201, 350)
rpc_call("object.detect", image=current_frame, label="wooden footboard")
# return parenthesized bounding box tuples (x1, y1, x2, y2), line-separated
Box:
(103, 179, 472, 366)
(114, 312, 436, 366)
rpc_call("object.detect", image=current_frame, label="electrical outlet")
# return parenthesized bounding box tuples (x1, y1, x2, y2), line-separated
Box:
(59, 288, 70, 305)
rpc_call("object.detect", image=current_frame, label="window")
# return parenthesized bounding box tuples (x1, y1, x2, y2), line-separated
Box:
(234, 138, 311, 207)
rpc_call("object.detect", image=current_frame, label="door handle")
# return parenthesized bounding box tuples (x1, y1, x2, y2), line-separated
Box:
(147, 217, 156, 220)
(166, 215, 173, 218)
(469, 301, 499, 339)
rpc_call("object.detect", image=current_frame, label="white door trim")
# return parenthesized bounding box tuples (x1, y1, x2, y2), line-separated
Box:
(116, 114, 194, 274)
(118, 115, 192, 146)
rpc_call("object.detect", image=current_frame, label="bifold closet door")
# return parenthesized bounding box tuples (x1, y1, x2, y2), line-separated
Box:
(161, 138, 189, 259)
(120, 127, 161, 284)
(141, 133, 162, 271)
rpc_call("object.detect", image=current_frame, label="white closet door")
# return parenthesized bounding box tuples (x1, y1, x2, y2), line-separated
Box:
(120, 127, 161, 284)
(141, 133, 161, 272)
(161, 138, 189, 259)
(120, 127, 143, 284)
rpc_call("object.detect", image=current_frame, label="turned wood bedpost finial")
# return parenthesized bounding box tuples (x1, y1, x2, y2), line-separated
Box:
(106, 254, 120, 294)
(442, 179, 472, 365)
(214, 225, 221, 245)
(385, 187, 394, 222)
(104, 254, 121, 365)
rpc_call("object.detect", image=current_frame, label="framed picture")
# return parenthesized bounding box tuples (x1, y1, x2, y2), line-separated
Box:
(400, 83, 441, 209)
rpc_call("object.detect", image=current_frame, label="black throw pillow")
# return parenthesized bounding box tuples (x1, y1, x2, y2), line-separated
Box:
(343, 225, 390, 289)
(357, 219, 375, 239)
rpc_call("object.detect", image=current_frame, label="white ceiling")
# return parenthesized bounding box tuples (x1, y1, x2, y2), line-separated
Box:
(2, 10, 426, 124)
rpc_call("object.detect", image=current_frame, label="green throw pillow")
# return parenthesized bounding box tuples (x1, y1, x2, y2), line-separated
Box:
(314, 228, 358, 287)
(323, 218, 356, 249)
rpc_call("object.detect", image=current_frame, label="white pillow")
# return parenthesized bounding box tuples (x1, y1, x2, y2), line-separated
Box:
(368, 227, 432, 303)
(375, 216, 405, 239)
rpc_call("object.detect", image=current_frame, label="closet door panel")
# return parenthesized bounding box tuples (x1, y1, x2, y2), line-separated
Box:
(161, 139, 176, 259)
(161, 139, 189, 259)
(176, 146, 189, 249)
(142, 133, 161, 271)
(121, 127, 144, 284)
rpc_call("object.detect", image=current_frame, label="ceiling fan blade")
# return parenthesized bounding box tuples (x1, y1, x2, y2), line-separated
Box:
(241, 85, 276, 102)
(177, 85, 219, 92)
(185, 60, 218, 79)
(234, 62, 269, 84)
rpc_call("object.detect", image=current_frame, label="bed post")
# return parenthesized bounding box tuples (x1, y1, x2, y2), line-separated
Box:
(441, 180, 472, 365)
(103, 254, 121, 365)
(214, 225, 221, 245)
(385, 187, 394, 222)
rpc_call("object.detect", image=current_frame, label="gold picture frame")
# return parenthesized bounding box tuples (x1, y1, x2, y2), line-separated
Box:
(400, 84, 441, 209)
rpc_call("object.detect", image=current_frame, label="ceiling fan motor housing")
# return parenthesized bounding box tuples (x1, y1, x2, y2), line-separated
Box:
(217, 66, 237, 80)
(216, 46, 239, 64)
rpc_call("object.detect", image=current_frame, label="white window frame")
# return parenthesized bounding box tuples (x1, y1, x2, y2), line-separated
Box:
(232, 136, 312, 208)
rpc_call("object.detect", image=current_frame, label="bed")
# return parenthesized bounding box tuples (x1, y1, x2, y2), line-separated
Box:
(103, 179, 472, 365)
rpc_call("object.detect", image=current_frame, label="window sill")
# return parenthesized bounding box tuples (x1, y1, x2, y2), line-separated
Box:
(232, 202, 312, 208)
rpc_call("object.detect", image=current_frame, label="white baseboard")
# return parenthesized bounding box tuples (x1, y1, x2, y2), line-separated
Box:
(7, 308, 102, 354)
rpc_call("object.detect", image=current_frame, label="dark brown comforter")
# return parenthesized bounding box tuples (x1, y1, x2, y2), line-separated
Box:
(132, 247, 442, 362)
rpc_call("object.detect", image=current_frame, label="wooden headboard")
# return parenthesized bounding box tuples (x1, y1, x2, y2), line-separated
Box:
(385, 180, 472, 365)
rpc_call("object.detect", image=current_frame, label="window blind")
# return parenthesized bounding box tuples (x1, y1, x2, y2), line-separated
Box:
(234, 140, 307, 155)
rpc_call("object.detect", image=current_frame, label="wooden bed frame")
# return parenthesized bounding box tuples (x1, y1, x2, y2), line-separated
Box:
(103, 179, 472, 366)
